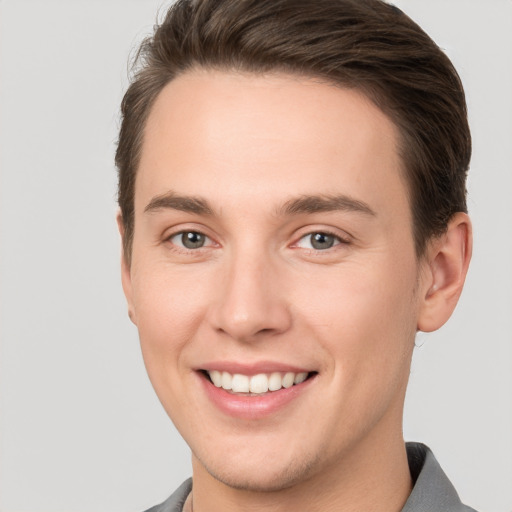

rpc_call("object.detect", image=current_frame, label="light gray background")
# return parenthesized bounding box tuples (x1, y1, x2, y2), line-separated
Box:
(0, 1, 510, 511)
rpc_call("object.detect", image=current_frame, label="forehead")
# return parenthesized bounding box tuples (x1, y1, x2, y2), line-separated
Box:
(137, 69, 407, 218)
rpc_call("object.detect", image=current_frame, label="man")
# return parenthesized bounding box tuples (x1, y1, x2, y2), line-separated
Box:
(115, 0, 476, 510)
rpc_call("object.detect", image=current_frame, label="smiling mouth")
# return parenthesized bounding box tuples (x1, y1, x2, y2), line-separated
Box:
(202, 370, 316, 395)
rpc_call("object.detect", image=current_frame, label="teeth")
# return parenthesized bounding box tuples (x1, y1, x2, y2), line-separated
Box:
(282, 372, 295, 388)
(207, 370, 309, 394)
(294, 372, 308, 384)
(221, 371, 232, 390)
(231, 374, 250, 393)
(268, 372, 282, 391)
(249, 374, 269, 393)
(210, 370, 222, 387)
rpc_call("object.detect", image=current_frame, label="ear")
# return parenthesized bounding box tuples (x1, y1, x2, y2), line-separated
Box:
(117, 211, 137, 326)
(417, 212, 472, 332)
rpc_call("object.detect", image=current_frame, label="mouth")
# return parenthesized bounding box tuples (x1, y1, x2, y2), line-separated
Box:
(201, 369, 317, 395)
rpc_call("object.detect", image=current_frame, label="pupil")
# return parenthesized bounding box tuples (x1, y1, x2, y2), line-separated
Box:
(311, 233, 334, 250)
(182, 232, 205, 249)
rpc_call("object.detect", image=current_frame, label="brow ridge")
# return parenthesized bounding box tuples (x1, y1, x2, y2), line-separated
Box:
(144, 191, 375, 218)
(144, 192, 214, 215)
(280, 194, 376, 216)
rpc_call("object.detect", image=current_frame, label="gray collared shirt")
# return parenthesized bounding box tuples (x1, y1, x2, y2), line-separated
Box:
(402, 443, 477, 512)
(144, 443, 478, 512)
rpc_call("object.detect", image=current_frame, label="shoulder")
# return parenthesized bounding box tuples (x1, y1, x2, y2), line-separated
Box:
(142, 479, 192, 512)
(403, 443, 478, 512)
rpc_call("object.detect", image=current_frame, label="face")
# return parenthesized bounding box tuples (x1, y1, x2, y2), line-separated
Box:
(122, 70, 429, 491)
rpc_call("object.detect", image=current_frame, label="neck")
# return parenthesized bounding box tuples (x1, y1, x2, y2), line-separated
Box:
(190, 430, 412, 512)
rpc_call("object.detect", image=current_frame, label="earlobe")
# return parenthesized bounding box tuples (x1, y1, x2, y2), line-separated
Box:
(117, 211, 137, 326)
(417, 213, 472, 332)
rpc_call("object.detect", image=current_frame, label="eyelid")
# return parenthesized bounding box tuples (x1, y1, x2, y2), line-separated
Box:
(169, 231, 214, 248)
(291, 227, 352, 251)
(163, 224, 219, 250)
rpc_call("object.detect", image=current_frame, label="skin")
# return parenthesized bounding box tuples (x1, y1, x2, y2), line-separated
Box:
(119, 70, 472, 512)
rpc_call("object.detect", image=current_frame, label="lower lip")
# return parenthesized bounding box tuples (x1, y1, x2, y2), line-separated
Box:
(198, 372, 315, 420)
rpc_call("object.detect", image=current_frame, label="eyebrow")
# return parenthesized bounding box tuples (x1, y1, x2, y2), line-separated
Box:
(144, 191, 375, 218)
(144, 192, 214, 215)
(279, 194, 376, 217)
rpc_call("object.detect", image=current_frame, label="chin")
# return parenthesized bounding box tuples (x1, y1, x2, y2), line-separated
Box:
(193, 447, 322, 492)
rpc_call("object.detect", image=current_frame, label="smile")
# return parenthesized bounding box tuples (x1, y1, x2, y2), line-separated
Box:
(198, 365, 317, 418)
(206, 370, 310, 394)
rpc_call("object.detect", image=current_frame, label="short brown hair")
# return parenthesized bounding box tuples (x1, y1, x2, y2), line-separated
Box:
(116, 0, 471, 262)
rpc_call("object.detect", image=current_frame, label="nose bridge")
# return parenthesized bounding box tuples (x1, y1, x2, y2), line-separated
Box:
(210, 241, 291, 341)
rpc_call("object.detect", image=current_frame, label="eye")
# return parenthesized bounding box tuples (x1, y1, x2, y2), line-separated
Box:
(296, 232, 344, 250)
(169, 231, 211, 249)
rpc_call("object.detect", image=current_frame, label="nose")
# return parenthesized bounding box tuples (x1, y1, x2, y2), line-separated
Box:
(208, 248, 292, 343)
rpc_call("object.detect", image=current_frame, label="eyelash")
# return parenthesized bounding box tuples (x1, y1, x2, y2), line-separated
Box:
(164, 229, 350, 254)
(293, 230, 350, 252)
(165, 230, 215, 251)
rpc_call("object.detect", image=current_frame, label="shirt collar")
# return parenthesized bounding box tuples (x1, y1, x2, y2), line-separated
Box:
(402, 442, 474, 511)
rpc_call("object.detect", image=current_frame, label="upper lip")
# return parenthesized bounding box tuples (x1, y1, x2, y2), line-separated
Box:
(197, 361, 313, 376)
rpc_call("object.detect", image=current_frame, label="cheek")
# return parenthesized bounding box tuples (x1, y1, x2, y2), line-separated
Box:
(130, 262, 212, 373)
(129, 266, 215, 425)
(296, 261, 418, 439)
(295, 257, 418, 376)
